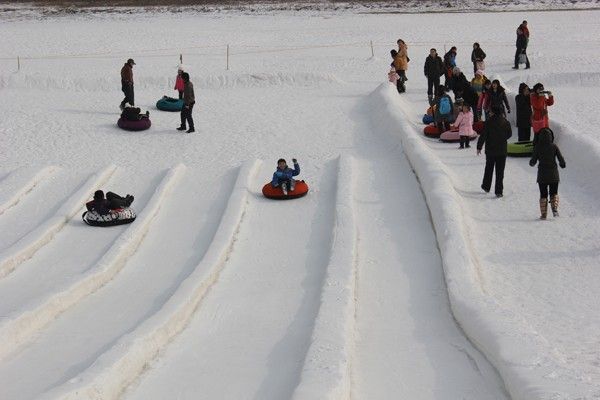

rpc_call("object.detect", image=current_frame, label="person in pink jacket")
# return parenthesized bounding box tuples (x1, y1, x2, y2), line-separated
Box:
(452, 104, 475, 149)
(174, 66, 185, 99)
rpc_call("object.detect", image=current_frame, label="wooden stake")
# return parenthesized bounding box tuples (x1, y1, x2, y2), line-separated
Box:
(17, 56, 20, 71)
(226, 44, 230, 71)
(179, 53, 182, 64)
(370, 40, 374, 57)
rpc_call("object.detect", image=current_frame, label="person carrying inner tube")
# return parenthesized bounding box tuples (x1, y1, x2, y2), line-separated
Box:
(86, 190, 134, 215)
(271, 158, 300, 196)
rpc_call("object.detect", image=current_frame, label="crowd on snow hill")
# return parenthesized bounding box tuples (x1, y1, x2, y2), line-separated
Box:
(389, 20, 565, 220)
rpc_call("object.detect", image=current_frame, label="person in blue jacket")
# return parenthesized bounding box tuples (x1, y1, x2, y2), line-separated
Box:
(272, 158, 300, 195)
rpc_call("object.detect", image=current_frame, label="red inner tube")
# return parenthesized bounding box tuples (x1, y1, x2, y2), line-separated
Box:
(262, 180, 309, 200)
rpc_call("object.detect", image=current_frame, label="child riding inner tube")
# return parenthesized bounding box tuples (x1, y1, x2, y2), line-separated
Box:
(262, 180, 309, 200)
(156, 96, 184, 112)
(82, 208, 136, 227)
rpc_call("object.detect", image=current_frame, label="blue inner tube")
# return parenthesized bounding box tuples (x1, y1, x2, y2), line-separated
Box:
(422, 114, 434, 124)
(156, 97, 184, 112)
(117, 117, 151, 131)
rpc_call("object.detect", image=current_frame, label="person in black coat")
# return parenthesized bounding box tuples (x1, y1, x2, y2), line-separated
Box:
(488, 80, 511, 116)
(530, 128, 566, 219)
(86, 190, 133, 215)
(424, 48, 445, 103)
(513, 27, 530, 69)
(515, 83, 532, 141)
(471, 42, 486, 75)
(477, 106, 513, 197)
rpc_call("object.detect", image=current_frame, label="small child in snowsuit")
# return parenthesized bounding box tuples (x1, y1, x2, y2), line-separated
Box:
(452, 104, 475, 149)
(86, 190, 134, 215)
(272, 158, 301, 196)
(174, 66, 185, 99)
(388, 68, 400, 85)
(529, 128, 565, 219)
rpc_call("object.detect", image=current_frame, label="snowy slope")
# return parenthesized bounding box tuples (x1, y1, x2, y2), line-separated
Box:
(1, 7, 599, 400)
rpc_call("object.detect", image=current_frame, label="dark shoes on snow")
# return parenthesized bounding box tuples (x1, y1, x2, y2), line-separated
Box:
(177, 126, 186, 131)
(125, 194, 134, 207)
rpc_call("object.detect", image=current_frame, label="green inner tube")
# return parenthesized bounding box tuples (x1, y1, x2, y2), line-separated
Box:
(507, 141, 534, 157)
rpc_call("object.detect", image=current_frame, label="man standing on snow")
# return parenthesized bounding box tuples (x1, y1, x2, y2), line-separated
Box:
(120, 58, 135, 110)
(513, 24, 530, 69)
(177, 72, 195, 133)
(477, 105, 512, 198)
(424, 48, 444, 104)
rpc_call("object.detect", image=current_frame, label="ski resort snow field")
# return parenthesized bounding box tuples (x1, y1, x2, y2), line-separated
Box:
(1, 7, 600, 400)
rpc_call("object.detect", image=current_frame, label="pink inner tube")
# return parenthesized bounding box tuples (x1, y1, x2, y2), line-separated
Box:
(440, 129, 478, 143)
(117, 117, 151, 131)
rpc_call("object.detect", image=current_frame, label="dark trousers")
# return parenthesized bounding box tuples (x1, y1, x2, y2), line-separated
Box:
(106, 192, 127, 209)
(178, 91, 183, 99)
(482, 155, 507, 195)
(180, 102, 195, 129)
(539, 183, 558, 199)
(514, 48, 530, 68)
(459, 135, 471, 148)
(427, 76, 440, 97)
(517, 125, 532, 141)
(120, 83, 134, 107)
(396, 70, 406, 93)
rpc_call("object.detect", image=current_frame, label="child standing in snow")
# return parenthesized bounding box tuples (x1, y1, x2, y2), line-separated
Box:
(272, 158, 301, 195)
(452, 104, 475, 149)
(388, 68, 400, 85)
(174, 66, 185, 99)
(529, 128, 565, 219)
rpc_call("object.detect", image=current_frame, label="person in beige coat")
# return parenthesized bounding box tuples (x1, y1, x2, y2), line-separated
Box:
(391, 39, 409, 93)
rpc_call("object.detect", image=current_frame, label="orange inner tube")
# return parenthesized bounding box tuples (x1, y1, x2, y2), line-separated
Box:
(262, 180, 309, 200)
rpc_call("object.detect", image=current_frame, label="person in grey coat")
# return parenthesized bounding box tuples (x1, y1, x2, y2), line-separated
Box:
(177, 72, 195, 133)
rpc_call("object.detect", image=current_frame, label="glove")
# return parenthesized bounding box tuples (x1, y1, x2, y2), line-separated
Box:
(529, 159, 536, 167)
(560, 162, 566, 168)
(292, 158, 297, 163)
(547, 91, 553, 96)
(507, 109, 511, 114)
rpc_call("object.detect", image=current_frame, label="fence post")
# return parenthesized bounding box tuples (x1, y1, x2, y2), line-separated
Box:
(370, 40, 374, 57)
(179, 53, 182, 64)
(226, 44, 230, 71)
(17, 56, 20, 71)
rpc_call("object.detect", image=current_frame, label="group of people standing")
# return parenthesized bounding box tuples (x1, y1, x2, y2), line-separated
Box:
(119, 59, 197, 133)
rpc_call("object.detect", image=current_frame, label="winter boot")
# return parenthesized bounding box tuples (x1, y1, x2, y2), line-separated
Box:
(539, 198, 548, 220)
(550, 195, 559, 217)
(281, 182, 288, 196)
(289, 180, 296, 192)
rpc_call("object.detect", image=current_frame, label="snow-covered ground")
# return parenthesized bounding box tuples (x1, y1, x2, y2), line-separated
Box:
(1, 7, 599, 400)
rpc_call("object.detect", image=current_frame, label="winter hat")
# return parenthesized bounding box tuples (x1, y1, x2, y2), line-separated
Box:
(533, 83, 544, 92)
(475, 69, 484, 76)
(277, 158, 287, 165)
(127, 58, 136, 65)
(94, 190, 104, 200)
(453, 66, 461, 75)
(518, 82, 529, 94)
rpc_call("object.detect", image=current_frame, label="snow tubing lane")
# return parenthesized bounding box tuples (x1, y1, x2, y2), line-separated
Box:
(117, 117, 151, 131)
(422, 114, 434, 124)
(82, 209, 136, 227)
(507, 141, 534, 157)
(439, 130, 478, 143)
(156, 97, 184, 112)
(473, 120, 484, 134)
(424, 124, 441, 138)
(262, 180, 309, 200)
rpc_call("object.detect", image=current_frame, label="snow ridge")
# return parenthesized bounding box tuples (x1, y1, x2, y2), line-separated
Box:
(39, 159, 261, 400)
(369, 82, 561, 400)
(0, 164, 185, 361)
(292, 155, 357, 400)
(0, 166, 58, 216)
(0, 166, 116, 280)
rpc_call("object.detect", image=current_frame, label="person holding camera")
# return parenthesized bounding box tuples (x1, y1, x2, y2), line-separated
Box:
(530, 83, 554, 141)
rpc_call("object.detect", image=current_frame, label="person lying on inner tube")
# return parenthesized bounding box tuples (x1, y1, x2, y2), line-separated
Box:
(271, 158, 301, 196)
(121, 103, 149, 121)
(86, 190, 134, 215)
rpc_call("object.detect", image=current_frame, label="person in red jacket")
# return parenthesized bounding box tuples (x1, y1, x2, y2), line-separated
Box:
(530, 82, 554, 141)
(174, 66, 185, 99)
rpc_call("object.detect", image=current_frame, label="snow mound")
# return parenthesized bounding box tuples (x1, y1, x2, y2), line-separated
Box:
(0, 71, 343, 92)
